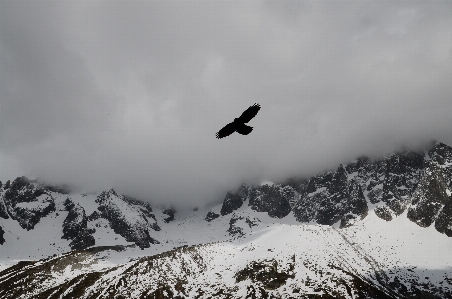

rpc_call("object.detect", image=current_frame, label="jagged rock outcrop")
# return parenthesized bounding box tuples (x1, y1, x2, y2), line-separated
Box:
(435, 198, 452, 236)
(0, 178, 164, 249)
(249, 184, 293, 218)
(162, 208, 175, 223)
(62, 198, 95, 250)
(0, 195, 8, 219)
(0, 226, 4, 245)
(407, 165, 449, 227)
(293, 164, 369, 226)
(205, 211, 220, 222)
(221, 142, 452, 236)
(95, 189, 160, 249)
(408, 143, 452, 232)
(220, 185, 249, 216)
(220, 183, 295, 219)
(227, 213, 260, 237)
(0, 176, 55, 230)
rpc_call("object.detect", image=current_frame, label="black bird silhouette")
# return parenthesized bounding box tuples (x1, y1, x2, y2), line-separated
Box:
(216, 103, 261, 139)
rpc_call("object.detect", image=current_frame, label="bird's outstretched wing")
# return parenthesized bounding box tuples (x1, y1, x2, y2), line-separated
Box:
(238, 103, 261, 123)
(216, 122, 238, 139)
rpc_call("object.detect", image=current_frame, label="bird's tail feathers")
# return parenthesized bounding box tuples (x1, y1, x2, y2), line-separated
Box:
(236, 124, 253, 135)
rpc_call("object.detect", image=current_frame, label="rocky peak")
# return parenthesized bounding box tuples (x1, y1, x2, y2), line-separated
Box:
(220, 184, 249, 216)
(1, 176, 55, 230)
(249, 184, 292, 218)
(95, 190, 160, 249)
(220, 141, 452, 237)
(62, 197, 95, 250)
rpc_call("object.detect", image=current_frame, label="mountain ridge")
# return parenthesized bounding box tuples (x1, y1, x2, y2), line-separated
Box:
(0, 141, 451, 298)
(221, 141, 452, 236)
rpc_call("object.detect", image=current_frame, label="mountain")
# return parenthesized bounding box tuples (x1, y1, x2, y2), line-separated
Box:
(0, 141, 451, 298)
(221, 141, 452, 236)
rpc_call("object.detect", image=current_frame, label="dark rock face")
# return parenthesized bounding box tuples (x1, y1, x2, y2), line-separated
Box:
(381, 152, 424, 215)
(292, 164, 368, 226)
(374, 206, 393, 221)
(227, 215, 245, 237)
(435, 198, 452, 236)
(205, 211, 220, 222)
(95, 189, 160, 249)
(249, 185, 292, 218)
(62, 198, 95, 250)
(221, 142, 452, 236)
(227, 213, 260, 237)
(0, 226, 5, 245)
(0, 177, 165, 249)
(1, 176, 55, 230)
(220, 190, 246, 216)
(407, 165, 449, 227)
(234, 259, 295, 290)
(3, 180, 10, 190)
(162, 208, 175, 223)
(407, 143, 452, 232)
(0, 196, 9, 219)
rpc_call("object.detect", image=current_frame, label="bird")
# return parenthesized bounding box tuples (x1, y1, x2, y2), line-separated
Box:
(216, 103, 261, 139)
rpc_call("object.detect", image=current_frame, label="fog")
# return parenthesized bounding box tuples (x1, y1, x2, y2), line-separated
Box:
(1, 1, 452, 208)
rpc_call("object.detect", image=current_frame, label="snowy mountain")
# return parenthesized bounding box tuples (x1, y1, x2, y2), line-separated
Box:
(0, 142, 452, 298)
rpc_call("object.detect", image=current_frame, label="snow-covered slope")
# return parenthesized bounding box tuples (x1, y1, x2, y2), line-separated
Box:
(1, 205, 451, 298)
(1, 141, 452, 298)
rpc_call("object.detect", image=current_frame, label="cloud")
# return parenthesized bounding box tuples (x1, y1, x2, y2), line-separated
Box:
(1, 1, 452, 208)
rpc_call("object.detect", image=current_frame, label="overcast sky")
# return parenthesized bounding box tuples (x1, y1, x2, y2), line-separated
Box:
(1, 1, 452, 208)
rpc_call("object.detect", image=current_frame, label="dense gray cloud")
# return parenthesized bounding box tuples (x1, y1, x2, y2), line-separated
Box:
(1, 1, 452, 208)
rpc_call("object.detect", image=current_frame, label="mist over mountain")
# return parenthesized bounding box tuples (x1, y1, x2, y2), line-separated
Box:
(1, 2, 452, 295)
(1, 141, 452, 298)
(2, 1, 452, 209)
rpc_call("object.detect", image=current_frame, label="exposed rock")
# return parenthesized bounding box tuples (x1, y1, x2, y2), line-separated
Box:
(62, 198, 95, 250)
(221, 141, 452, 236)
(2, 176, 55, 230)
(3, 180, 10, 190)
(220, 190, 246, 216)
(249, 184, 292, 218)
(407, 164, 449, 227)
(0, 226, 5, 245)
(162, 208, 175, 223)
(381, 151, 424, 215)
(435, 198, 452, 236)
(0, 196, 9, 219)
(292, 165, 368, 226)
(234, 259, 295, 290)
(95, 189, 160, 249)
(227, 213, 260, 237)
(205, 211, 220, 222)
(227, 214, 245, 237)
(374, 206, 393, 221)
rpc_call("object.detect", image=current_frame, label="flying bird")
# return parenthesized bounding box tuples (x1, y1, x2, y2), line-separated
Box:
(216, 103, 261, 139)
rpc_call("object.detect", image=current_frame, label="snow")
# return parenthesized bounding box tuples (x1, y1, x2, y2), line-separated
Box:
(77, 202, 452, 280)
(15, 198, 51, 210)
(0, 208, 71, 271)
(88, 217, 134, 247)
(69, 193, 99, 216)
(356, 209, 452, 271)
(1, 192, 452, 297)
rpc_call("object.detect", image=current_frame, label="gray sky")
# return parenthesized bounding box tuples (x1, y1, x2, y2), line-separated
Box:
(1, 1, 452, 208)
